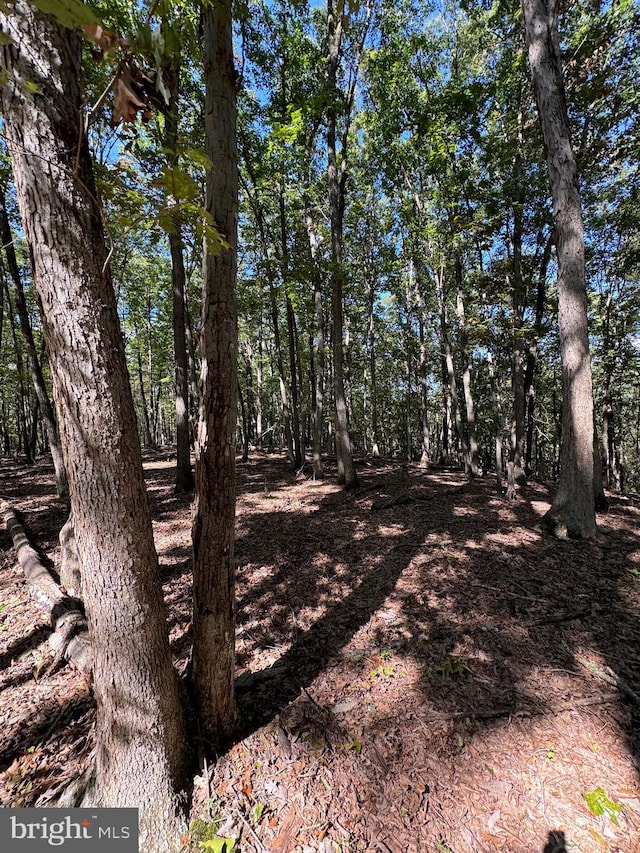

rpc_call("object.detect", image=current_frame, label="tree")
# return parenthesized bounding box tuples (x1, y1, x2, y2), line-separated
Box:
(0, 3, 191, 848)
(326, 0, 363, 488)
(189, 0, 238, 751)
(0, 181, 68, 497)
(164, 45, 195, 493)
(522, 0, 597, 537)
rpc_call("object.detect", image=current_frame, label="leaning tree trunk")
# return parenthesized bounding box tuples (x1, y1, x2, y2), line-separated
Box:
(0, 184, 68, 497)
(0, 6, 190, 849)
(523, 0, 596, 538)
(190, 0, 238, 752)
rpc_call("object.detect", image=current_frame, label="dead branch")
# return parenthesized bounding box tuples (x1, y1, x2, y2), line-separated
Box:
(1, 501, 92, 673)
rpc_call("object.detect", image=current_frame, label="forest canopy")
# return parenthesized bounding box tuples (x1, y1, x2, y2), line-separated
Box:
(1, 0, 639, 495)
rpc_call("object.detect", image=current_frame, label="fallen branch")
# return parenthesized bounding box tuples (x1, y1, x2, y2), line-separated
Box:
(1, 501, 92, 673)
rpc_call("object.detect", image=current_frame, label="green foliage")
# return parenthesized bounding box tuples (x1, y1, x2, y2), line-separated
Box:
(28, 0, 99, 28)
(198, 838, 236, 853)
(583, 787, 623, 825)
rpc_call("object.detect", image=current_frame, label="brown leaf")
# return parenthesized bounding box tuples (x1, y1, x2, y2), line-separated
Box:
(110, 67, 149, 127)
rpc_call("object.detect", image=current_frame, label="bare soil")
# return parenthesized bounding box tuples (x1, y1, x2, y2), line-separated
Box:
(2, 451, 640, 853)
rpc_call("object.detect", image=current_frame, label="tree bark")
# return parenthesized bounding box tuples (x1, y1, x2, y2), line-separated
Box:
(164, 55, 194, 493)
(0, 183, 68, 496)
(1, 6, 190, 848)
(305, 204, 325, 477)
(523, 0, 596, 538)
(327, 0, 357, 488)
(454, 260, 479, 476)
(190, 0, 237, 752)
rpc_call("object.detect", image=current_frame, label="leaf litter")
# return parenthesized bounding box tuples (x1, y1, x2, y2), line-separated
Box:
(1, 451, 640, 852)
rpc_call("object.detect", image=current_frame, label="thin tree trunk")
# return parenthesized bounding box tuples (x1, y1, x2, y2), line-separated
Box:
(190, 0, 238, 751)
(1, 5, 190, 846)
(418, 312, 430, 468)
(2, 278, 32, 463)
(523, 0, 596, 538)
(0, 183, 68, 494)
(487, 350, 504, 495)
(164, 55, 193, 493)
(510, 110, 527, 481)
(454, 259, 479, 476)
(524, 233, 551, 477)
(305, 206, 325, 477)
(435, 266, 467, 468)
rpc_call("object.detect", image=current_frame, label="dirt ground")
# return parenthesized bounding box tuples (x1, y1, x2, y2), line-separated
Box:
(1, 451, 640, 853)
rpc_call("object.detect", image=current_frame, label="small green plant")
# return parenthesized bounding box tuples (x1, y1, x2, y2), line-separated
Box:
(198, 839, 236, 853)
(583, 787, 623, 826)
(189, 815, 222, 845)
(251, 802, 267, 826)
(428, 655, 468, 683)
(436, 838, 454, 853)
(380, 649, 392, 660)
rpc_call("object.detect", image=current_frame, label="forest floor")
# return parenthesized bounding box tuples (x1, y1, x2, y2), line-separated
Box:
(1, 451, 640, 853)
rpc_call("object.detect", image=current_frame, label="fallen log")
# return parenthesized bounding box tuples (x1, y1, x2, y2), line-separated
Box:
(1, 501, 92, 673)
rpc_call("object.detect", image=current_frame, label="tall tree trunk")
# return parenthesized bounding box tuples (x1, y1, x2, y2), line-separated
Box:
(510, 110, 527, 481)
(367, 275, 380, 458)
(524, 233, 551, 477)
(435, 266, 467, 468)
(454, 260, 479, 476)
(164, 54, 194, 493)
(2, 277, 32, 462)
(280, 189, 303, 469)
(1, 5, 190, 848)
(305, 205, 325, 477)
(418, 311, 430, 468)
(327, 0, 357, 488)
(136, 344, 154, 449)
(190, 0, 237, 751)
(0, 184, 68, 495)
(487, 350, 505, 495)
(523, 0, 596, 538)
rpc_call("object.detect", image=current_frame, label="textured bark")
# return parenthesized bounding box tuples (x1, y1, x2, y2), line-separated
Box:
(1, 6, 190, 848)
(190, 0, 237, 751)
(327, 0, 357, 488)
(0, 184, 68, 496)
(523, 0, 596, 538)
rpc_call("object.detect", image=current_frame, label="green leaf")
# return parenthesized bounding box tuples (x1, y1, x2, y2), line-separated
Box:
(198, 837, 236, 853)
(583, 787, 623, 825)
(0, 31, 14, 46)
(160, 166, 200, 203)
(29, 0, 99, 28)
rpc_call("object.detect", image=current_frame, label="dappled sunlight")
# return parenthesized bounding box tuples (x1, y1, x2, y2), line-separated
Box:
(3, 454, 640, 851)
